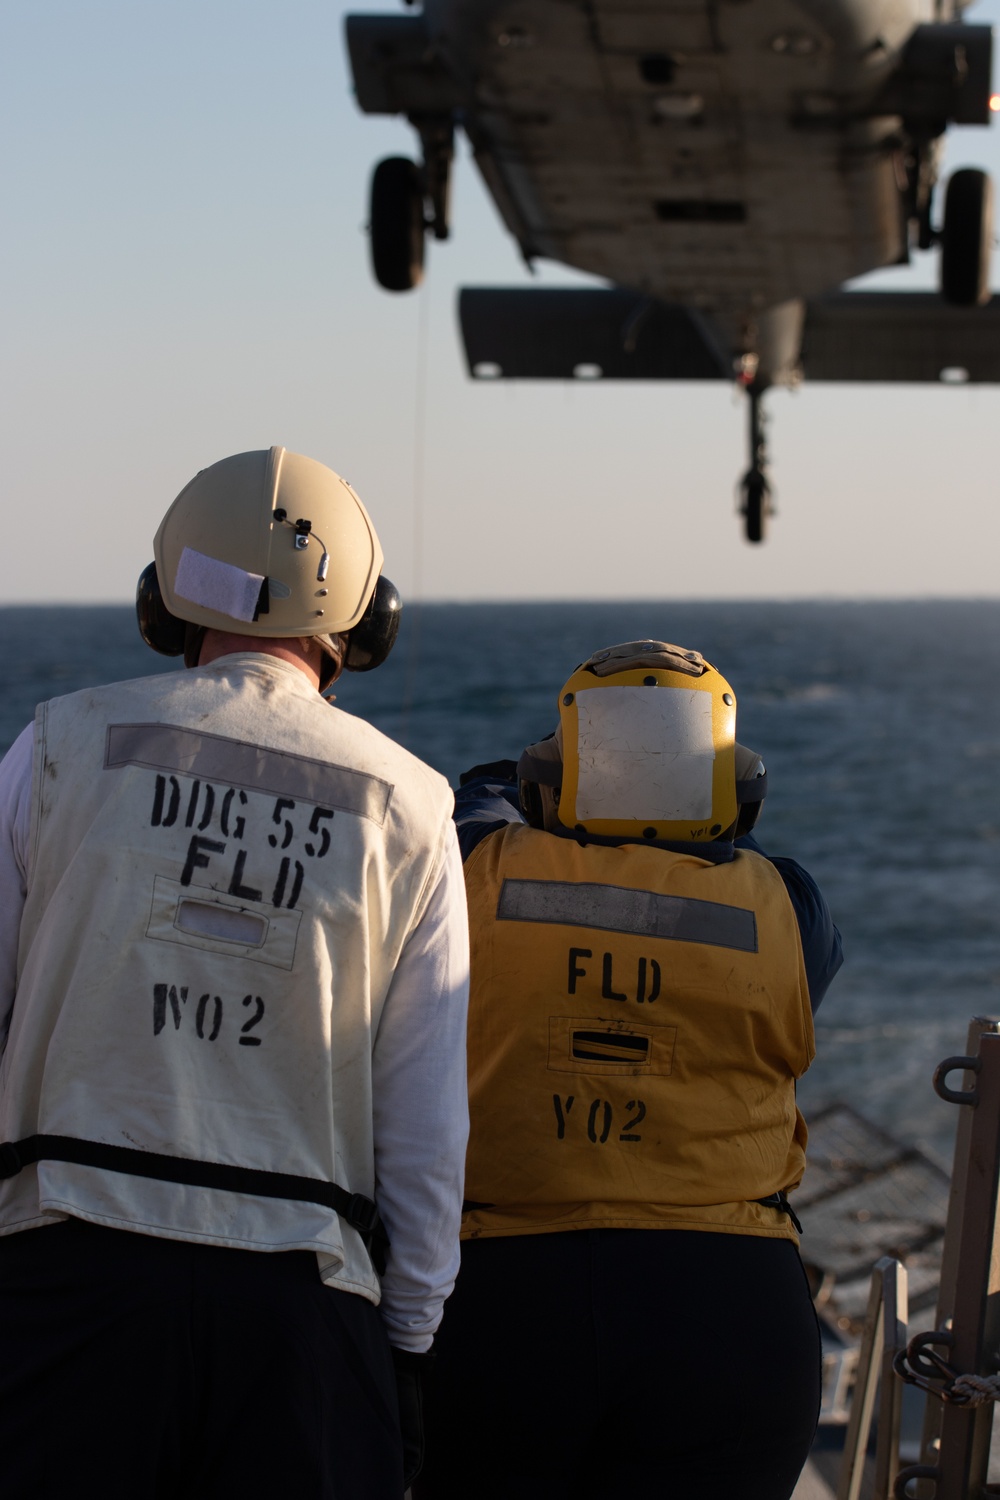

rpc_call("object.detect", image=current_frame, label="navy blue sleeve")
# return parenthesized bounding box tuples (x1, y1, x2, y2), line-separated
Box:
(454, 774, 525, 863)
(736, 832, 844, 1014)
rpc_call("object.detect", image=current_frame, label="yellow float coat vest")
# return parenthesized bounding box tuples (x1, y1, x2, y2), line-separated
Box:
(462, 826, 814, 1241)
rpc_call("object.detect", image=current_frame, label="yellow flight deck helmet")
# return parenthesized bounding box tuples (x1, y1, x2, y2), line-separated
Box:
(518, 641, 755, 844)
(136, 447, 401, 676)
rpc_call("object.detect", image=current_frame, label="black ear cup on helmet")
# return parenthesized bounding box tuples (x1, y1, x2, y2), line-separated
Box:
(518, 778, 546, 829)
(343, 575, 402, 673)
(138, 561, 401, 673)
(136, 562, 187, 656)
(735, 768, 768, 838)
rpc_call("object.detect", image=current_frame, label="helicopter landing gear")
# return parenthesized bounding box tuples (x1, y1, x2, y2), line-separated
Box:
(738, 385, 774, 544)
(368, 121, 453, 293)
(740, 469, 771, 545)
(940, 168, 994, 308)
(369, 156, 425, 292)
(418, 117, 454, 244)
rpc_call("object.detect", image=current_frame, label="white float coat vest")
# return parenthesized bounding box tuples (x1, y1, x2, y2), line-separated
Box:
(462, 825, 814, 1242)
(0, 654, 454, 1304)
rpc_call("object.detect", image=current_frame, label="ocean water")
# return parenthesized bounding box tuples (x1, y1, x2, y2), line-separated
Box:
(1, 599, 997, 1160)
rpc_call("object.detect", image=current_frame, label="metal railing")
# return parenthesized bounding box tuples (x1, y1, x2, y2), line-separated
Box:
(836, 1257, 909, 1500)
(837, 1018, 1000, 1500)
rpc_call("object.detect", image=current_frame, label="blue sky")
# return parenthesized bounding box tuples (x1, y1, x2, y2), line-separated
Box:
(2, 0, 999, 602)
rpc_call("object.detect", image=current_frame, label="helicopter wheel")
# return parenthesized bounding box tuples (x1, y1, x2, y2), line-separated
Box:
(940, 169, 994, 308)
(369, 156, 426, 293)
(740, 470, 770, 544)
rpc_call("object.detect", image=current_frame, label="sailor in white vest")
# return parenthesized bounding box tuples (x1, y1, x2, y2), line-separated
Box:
(0, 448, 470, 1499)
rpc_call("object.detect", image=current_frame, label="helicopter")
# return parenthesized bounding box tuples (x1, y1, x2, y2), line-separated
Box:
(346, 0, 996, 541)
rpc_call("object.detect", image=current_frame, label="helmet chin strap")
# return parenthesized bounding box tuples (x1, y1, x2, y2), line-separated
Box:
(183, 625, 207, 669)
(317, 638, 345, 692)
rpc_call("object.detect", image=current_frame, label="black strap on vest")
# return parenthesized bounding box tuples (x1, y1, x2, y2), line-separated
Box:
(754, 1190, 803, 1236)
(462, 1191, 803, 1235)
(0, 1134, 389, 1275)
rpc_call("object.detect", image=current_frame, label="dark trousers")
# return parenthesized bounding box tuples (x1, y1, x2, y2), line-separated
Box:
(0, 1218, 403, 1499)
(416, 1229, 821, 1500)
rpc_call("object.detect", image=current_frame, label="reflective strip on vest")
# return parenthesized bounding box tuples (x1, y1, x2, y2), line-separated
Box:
(105, 723, 392, 824)
(497, 878, 758, 951)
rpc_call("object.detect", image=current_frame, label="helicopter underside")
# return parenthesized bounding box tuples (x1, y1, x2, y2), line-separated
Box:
(460, 0, 914, 343)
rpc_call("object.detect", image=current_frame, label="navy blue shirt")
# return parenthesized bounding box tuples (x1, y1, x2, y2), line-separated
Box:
(454, 769, 843, 1013)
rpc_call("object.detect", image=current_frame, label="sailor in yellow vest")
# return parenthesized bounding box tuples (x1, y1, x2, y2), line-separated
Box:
(416, 641, 842, 1500)
(0, 449, 470, 1499)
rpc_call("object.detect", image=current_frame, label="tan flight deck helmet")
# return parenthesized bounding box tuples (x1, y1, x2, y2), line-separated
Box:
(517, 641, 767, 843)
(137, 447, 401, 679)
